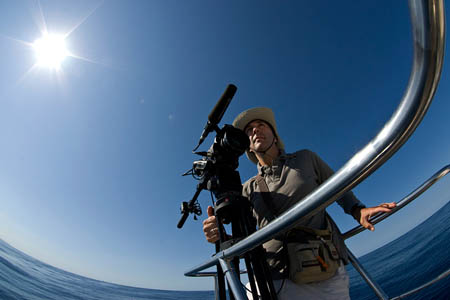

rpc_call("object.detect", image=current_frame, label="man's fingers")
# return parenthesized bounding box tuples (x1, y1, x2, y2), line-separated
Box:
(203, 222, 217, 233)
(359, 204, 395, 232)
(204, 226, 220, 243)
(202, 215, 216, 226)
(203, 206, 220, 243)
(362, 218, 375, 231)
(207, 206, 215, 217)
(373, 207, 392, 214)
(205, 228, 219, 238)
(379, 202, 396, 208)
(207, 235, 219, 243)
(370, 204, 395, 216)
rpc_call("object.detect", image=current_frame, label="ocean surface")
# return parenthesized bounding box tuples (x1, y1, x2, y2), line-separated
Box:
(347, 199, 450, 300)
(1, 201, 449, 300)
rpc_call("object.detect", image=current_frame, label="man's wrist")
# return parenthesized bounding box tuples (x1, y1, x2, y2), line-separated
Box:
(351, 204, 364, 221)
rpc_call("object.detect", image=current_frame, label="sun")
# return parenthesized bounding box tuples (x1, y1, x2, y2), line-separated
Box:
(32, 34, 69, 69)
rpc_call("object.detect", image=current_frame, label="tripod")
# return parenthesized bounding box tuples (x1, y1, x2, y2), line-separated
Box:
(210, 167, 278, 300)
(177, 124, 278, 299)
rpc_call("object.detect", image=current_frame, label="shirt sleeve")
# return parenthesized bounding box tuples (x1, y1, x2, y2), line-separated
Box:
(309, 150, 366, 215)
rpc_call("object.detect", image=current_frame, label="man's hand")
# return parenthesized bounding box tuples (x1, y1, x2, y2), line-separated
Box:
(353, 202, 397, 231)
(203, 206, 220, 243)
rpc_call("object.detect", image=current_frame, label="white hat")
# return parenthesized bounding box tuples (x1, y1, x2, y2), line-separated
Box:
(232, 107, 284, 164)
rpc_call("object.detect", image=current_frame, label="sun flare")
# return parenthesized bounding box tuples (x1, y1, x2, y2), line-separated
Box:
(33, 34, 69, 69)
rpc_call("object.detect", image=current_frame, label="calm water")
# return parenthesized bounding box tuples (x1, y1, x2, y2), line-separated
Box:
(347, 200, 450, 300)
(1, 201, 449, 299)
(0, 240, 214, 300)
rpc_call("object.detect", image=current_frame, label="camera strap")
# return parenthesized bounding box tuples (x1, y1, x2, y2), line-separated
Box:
(255, 174, 279, 219)
(254, 174, 333, 235)
(255, 174, 326, 236)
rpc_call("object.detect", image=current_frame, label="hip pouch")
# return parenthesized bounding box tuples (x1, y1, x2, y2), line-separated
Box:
(286, 223, 340, 284)
(253, 175, 341, 285)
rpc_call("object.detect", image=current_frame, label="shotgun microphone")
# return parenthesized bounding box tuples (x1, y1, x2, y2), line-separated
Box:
(193, 84, 237, 151)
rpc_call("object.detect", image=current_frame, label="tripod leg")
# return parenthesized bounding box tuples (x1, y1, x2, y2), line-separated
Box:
(218, 258, 248, 300)
(251, 248, 278, 299)
(214, 193, 278, 299)
(215, 243, 227, 300)
(227, 256, 243, 300)
(244, 253, 260, 300)
(248, 250, 273, 299)
(239, 206, 278, 299)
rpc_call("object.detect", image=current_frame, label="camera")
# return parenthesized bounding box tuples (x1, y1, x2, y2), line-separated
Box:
(177, 85, 277, 299)
(193, 125, 249, 178)
(178, 124, 249, 227)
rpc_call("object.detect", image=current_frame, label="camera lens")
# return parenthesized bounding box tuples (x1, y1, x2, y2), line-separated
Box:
(221, 126, 250, 156)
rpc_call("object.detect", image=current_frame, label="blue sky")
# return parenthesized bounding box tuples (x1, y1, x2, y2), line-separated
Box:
(1, 0, 450, 291)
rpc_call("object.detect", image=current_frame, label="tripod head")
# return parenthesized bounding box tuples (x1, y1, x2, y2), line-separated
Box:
(177, 123, 249, 228)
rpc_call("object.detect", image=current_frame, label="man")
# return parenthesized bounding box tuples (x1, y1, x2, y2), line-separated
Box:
(203, 107, 395, 299)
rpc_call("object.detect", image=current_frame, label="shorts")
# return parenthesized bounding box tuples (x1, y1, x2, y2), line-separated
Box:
(246, 263, 350, 300)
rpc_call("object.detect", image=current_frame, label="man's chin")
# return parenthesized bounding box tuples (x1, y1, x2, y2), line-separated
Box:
(253, 144, 267, 152)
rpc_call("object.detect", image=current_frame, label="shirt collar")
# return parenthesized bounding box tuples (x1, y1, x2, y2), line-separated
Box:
(257, 149, 287, 176)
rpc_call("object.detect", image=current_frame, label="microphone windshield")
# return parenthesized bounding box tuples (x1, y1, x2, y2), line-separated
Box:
(207, 84, 237, 124)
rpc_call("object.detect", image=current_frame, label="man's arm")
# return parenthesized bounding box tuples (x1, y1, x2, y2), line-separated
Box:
(309, 150, 397, 230)
(309, 150, 365, 214)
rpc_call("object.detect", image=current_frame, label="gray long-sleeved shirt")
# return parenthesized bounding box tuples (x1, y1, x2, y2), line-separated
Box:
(242, 149, 365, 279)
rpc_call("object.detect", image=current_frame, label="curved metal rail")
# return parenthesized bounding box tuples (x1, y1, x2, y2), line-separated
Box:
(343, 164, 450, 240)
(351, 243, 450, 300)
(342, 164, 450, 299)
(185, 0, 446, 299)
(188, 164, 450, 299)
(391, 268, 450, 300)
(187, 164, 450, 276)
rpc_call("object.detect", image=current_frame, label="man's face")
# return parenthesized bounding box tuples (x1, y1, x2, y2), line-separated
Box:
(244, 120, 276, 152)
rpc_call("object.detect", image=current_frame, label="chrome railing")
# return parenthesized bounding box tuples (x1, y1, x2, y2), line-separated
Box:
(188, 164, 450, 299)
(185, 0, 446, 299)
(342, 164, 450, 240)
(344, 165, 450, 300)
(343, 165, 450, 300)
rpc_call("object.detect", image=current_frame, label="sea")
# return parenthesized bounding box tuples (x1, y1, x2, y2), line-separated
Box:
(1, 201, 449, 300)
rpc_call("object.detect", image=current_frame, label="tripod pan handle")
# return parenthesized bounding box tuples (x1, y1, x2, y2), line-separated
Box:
(177, 211, 189, 229)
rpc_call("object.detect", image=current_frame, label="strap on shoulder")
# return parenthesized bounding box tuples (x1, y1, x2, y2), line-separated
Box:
(255, 175, 332, 238)
(255, 174, 278, 219)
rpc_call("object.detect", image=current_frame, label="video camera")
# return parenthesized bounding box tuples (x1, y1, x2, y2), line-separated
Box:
(177, 84, 249, 228)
